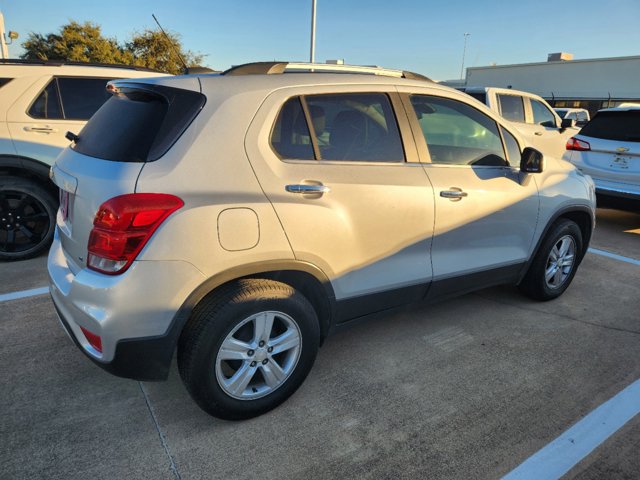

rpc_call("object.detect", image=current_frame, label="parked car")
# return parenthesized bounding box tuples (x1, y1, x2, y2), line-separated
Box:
(0, 59, 167, 261)
(48, 62, 596, 420)
(564, 106, 640, 200)
(460, 86, 578, 159)
(554, 108, 590, 127)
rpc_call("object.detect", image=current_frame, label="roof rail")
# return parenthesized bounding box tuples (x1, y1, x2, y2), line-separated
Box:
(223, 61, 431, 82)
(0, 58, 163, 73)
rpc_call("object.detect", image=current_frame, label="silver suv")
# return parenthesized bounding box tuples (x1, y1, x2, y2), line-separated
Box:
(48, 62, 596, 420)
(0, 59, 165, 260)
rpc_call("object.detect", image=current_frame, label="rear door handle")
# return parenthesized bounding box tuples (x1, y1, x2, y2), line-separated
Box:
(440, 189, 468, 200)
(534, 131, 543, 136)
(24, 125, 58, 133)
(285, 184, 330, 194)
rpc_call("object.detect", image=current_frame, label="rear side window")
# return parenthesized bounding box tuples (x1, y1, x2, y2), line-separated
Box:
(271, 97, 315, 160)
(0, 78, 12, 88)
(271, 93, 405, 162)
(57, 78, 113, 119)
(29, 77, 115, 120)
(579, 111, 640, 141)
(28, 80, 62, 119)
(73, 85, 206, 162)
(497, 94, 525, 123)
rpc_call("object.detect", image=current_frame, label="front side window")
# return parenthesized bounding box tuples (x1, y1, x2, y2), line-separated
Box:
(531, 99, 557, 127)
(271, 93, 405, 162)
(497, 94, 525, 123)
(410, 95, 507, 166)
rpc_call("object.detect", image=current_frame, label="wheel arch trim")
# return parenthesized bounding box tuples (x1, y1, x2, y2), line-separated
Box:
(518, 204, 594, 283)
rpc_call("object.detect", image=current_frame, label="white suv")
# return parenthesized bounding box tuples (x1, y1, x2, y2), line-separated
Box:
(48, 62, 596, 420)
(564, 106, 640, 199)
(0, 60, 166, 260)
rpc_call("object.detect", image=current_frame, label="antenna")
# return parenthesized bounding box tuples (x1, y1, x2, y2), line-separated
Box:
(151, 14, 188, 72)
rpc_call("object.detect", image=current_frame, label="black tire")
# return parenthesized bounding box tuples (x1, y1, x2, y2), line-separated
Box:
(0, 176, 57, 261)
(178, 279, 320, 420)
(518, 219, 583, 301)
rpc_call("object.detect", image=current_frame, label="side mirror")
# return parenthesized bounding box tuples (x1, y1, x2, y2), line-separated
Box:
(520, 147, 544, 173)
(560, 118, 576, 130)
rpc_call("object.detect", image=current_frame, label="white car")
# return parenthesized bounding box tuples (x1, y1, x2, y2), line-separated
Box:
(564, 106, 640, 199)
(0, 59, 167, 260)
(460, 86, 578, 159)
(554, 108, 590, 127)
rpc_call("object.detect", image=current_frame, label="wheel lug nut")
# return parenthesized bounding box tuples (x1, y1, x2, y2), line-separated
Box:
(262, 359, 268, 365)
(250, 361, 257, 367)
(259, 341, 265, 347)
(267, 347, 273, 353)
(247, 350, 254, 356)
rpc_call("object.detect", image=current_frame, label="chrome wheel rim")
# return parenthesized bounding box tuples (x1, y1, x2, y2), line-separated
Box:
(545, 235, 576, 289)
(215, 311, 302, 400)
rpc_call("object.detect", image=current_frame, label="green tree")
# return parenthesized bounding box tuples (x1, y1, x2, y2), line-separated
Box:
(20, 21, 205, 74)
(126, 29, 204, 75)
(21, 21, 130, 64)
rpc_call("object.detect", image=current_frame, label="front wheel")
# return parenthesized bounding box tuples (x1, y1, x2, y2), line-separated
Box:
(518, 219, 583, 301)
(178, 279, 320, 420)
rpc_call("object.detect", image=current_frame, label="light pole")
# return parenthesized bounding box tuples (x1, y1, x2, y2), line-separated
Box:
(310, 0, 317, 63)
(460, 32, 470, 81)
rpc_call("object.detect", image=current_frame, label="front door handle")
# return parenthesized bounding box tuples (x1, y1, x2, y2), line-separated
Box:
(285, 184, 330, 194)
(24, 125, 58, 133)
(534, 131, 544, 136)
(440, 189, 468, 201)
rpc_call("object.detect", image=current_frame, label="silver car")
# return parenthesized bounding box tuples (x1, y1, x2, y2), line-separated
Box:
(564, 106, 640, 200)
(48, 62, 596, 420)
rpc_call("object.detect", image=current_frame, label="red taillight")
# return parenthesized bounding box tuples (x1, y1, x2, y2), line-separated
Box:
(566, 137, 591, 151)
(80, 326, 102, 353)
(87, 193, 183, 275)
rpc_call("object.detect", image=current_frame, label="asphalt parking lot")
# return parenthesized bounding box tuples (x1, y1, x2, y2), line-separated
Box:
(1, 206, 639, 480)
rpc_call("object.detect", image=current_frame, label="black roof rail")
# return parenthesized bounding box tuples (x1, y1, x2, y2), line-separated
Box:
(0, 58, 164, 73)
(222, 61, 431, 82)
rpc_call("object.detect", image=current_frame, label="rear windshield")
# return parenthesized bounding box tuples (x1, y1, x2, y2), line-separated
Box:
(72, 84, 206, 162)
(579, 111, 640, 142)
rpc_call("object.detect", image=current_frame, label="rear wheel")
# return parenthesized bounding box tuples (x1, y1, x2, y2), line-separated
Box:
(518, 219, 583, 301)
(0, 176, 56, 261)
(178, 279, 320, 420)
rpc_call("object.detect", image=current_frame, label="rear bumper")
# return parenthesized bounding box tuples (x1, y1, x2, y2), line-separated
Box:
(48, 229, 205, 380)
(53, 299, 177, 380)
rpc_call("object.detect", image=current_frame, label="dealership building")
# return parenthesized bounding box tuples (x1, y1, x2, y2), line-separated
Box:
(455, 54, 640, 116)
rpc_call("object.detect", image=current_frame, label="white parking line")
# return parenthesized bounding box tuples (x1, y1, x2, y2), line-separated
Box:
(0, 286, 49, 303)
(588, 247, 640, 266)
(502, 379, 640, 480)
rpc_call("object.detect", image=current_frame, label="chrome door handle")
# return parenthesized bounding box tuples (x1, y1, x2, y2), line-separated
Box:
(285, 184, 330, 194)
(440, 189, 468, 200)
(25, 126, 58, 133)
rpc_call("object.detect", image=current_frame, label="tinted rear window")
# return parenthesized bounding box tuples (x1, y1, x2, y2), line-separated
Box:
(579, 111, 640, 142)
(72, 84, 206, 162)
